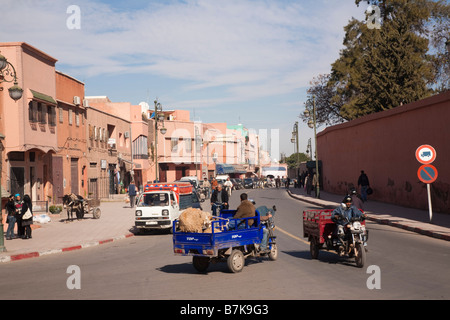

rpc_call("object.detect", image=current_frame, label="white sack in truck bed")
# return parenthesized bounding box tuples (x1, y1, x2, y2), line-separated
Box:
(178, 208, 212, 233)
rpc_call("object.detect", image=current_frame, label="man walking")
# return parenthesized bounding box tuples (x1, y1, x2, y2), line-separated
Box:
(128, 180, 137, 208)
(358, 170, 370, 202)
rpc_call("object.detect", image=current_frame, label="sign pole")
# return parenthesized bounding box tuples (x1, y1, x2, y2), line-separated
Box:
(426, 183, 433, 223)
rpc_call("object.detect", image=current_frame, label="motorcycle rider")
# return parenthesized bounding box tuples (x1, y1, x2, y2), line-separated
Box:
(224, 177, 233, 198)
(331, 195, 363, 252)
(210, 184, 229, 215)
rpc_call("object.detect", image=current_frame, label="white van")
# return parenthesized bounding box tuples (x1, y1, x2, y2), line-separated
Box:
(135, 182, 202, 234)
(180, 176, 200, 189)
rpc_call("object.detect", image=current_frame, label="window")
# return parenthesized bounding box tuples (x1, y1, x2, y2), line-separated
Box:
(40, 104, 47, 124)
(48, 106, 56, 126)
(68, 109, 73, 125)
(28, 101, 37, 123)
(59, 107, 63, 123)
(75, 110, 80, 127)
(171, 137, 178, 153)
(184, 138, 192, 153)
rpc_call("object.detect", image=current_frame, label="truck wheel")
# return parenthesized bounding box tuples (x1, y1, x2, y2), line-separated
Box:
(227, 250, 245, 273)
(355, 243, 366, 268)
(268, 244, 278, 261)
(310, 237, 320, 259)
(193, 256, 210, 273)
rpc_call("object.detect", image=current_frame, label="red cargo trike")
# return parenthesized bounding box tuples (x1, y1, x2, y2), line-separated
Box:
(303, 209, 368, 268)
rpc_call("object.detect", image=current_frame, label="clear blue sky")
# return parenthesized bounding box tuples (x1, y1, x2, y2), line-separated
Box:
(2, 0, 367, 160)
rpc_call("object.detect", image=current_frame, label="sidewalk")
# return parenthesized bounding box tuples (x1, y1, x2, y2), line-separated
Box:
(287, 187, 450, 242)
(1, 198, 136, 263)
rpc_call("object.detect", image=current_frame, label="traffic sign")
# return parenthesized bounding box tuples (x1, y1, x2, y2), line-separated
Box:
(417, 164, 438, 184)
(415, 145, 436, 164)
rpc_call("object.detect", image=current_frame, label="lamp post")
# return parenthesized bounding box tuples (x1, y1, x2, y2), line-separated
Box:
(195, 125, 201, 179)
(304, 96, 320, 199)
(0, 53, 23, 252)
(154, 99, 166, 182)
(291, 121, 300, 175)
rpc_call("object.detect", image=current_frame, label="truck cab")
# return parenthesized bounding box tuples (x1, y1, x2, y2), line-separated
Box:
(135, 182, 201, 233)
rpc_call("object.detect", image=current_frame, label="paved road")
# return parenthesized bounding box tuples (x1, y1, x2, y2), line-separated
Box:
(1, 188, 449, 300)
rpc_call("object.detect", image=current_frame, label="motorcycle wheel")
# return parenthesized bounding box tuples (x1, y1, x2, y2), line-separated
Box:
(193, 256, 210, 273)
(227, 250, 245, 273)
(268, 244, 278, 261)
(355, 243, 366, 268)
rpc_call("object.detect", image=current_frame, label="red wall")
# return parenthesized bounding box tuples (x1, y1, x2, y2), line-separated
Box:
(317, 90, 450, 213)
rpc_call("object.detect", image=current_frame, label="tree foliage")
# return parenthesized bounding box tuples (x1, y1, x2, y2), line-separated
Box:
(284, 152, 309, 169)
(303, 0, 449, 126)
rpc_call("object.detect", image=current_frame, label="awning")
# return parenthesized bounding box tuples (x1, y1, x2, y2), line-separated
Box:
(30, 89, 57, 105)
(216, 164, 247, 174)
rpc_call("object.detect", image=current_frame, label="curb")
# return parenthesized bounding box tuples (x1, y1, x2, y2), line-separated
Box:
(0, 233, 135, 263)
(286, 190, 450, 242)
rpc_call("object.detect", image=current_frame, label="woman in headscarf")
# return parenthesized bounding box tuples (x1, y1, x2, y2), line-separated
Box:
(21, 194, 33, 239)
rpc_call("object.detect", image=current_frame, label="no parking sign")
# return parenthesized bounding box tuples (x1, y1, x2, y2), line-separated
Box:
(417, 164, 438, 184)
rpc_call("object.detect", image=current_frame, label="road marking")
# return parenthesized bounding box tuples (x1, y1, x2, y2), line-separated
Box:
(275, 226, 310, 245)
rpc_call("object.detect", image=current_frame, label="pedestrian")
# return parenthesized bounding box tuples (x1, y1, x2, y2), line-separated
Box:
(312, 172, 318, 197)
(128, 180, 137, 208)
(5, 195, 16, 240)
(275, 176, 281, 189)
(21, 194, 33, 239)
(14, 193, 24, 238)
(306, 173, 312, 195)
(358, 170, 370, 202)
(350, 189, 364, 211)
(202, 177, 211, 198)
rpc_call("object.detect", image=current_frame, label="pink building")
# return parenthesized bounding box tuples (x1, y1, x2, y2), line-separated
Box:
(0, 42, 58, 207)
(54, 71, 87, 202)
(84, 96, 133, 197)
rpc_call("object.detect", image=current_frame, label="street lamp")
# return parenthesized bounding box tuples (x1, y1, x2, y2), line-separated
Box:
(0, 53, 23, 101)
(291, 121, 300, 173)
(303, 96, 320, 198)
(154, 99, 167, 182)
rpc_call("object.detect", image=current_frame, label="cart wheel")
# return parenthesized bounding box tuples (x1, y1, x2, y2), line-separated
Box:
(310, 237, 320, 259)
(355, 243, 366, 268)
(227, 250, 245, 273)
(93, 208, 101, 219)
(193, 256, 210, 273)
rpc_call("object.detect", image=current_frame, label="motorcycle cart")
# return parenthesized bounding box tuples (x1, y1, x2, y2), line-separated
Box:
(173, 207, 277, 273)
(303, 209, 368, 268)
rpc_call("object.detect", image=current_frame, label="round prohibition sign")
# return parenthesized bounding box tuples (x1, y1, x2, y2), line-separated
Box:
(417, 164, 438, 184)
(415, 145, 436, 164)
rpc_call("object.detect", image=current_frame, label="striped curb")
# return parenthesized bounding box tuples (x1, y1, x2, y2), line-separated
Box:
(0, 233, 135, 263)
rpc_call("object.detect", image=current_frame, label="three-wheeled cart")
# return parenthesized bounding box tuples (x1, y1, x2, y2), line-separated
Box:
(173, 208, 277, 273)
(303, 209, 368, 267)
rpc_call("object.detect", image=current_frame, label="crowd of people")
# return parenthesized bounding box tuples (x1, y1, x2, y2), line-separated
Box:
(4, 193, 33, 240)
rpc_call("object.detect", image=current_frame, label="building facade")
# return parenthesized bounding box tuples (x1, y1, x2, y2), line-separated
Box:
(1, 42, 58, 209)
(54, 71, 87, 202)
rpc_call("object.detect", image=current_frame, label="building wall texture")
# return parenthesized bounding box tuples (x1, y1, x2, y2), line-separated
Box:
(317, 90, 450, 214)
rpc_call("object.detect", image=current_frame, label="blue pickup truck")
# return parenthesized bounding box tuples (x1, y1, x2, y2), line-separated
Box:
(173, 207, 277, 273)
